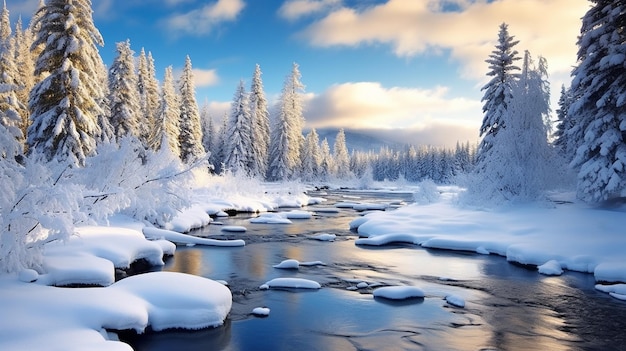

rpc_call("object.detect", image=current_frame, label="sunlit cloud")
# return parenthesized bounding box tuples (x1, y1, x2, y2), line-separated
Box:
(278, 0, 341, 21)
(163, 0, 246, 37)
(192, 68, 220, 87)
(298, 0, 587, 81)
(302, 82, 481, 147)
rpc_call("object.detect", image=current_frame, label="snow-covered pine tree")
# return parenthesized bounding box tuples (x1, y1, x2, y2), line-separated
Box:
(137, 49, 160, 148)
(200, 101, 215, 161)
(477, 23, 521, 160)
(553, 85, 574, 159)
(213, 113, 228, 174)
(249, 64, 270, 178)
(149, 66, 180, 157)
(568, 0, 626, 202)
(301, 128, 321, 181)
(136, 48, 150, 146)
(224, 80, 253, 175)
(0, 2, 25, 146)
(468, 51, 553, 203)
(13, 17, 34, 138)
(178, 56, 205, 163)
(267, 62, 306, 180)
(319, 138, 333, 181)
(108, 39, 140, 141)
(333, 128, 350, 178)
(27, 0, 107, 166)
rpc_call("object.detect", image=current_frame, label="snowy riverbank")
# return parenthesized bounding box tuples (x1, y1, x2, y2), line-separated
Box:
(2, 182, 625, 351)
(350, 186, 626, 296)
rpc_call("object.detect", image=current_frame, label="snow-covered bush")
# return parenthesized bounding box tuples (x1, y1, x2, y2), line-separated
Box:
(1, 145, 88, 273)
(78, 137, 197, 227)
(413, 179, 440, 204)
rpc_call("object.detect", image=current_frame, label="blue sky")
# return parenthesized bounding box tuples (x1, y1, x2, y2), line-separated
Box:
(9, 0, 589, 147)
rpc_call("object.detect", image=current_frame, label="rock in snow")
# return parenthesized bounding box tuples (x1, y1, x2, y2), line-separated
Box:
(252, 307, 270, 316)
(538, 260, 563, 276)
(445, 295, 465, 308)
(373, 286, 425, 300)
(261, 278, 321, 290)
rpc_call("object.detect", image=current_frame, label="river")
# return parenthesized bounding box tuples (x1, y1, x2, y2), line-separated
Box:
(121, 190, 626, 351)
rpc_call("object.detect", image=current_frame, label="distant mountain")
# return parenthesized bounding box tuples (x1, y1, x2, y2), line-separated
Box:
(312, 128, 404, 153)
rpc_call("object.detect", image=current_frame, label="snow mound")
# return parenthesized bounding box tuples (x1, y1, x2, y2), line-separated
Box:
(308, 233, 336, 241)
(19, 269, 39, 283)
(252, 307, 270, 316)
(445, 295, 465, 308)
(355, 233, 425, 246)
(221, 226, 247, 232)
(143, 227, 245, 247)
(373, 286, 425, 300)
(261, 278, 321, 289)
(111, 272, 232, 331)
(538, 260, 563, 276)
(353, 203, 387, 211)
(165, 204, 212, 233)
(284, 210, 313, 219)
(273, 259, 300, 269)
(273, 259, 325, 269)
(595, 283, 626, 300)
(250, 213, 292, 224)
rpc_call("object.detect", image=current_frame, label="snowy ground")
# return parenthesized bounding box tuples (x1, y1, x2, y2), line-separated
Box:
(1, 180, 625, 350)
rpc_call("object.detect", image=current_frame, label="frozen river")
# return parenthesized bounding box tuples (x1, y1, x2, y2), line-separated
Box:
(122, 190, 626, 351)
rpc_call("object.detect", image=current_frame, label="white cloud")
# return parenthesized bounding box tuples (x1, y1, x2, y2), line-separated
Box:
(298, 0, 587, 81)
(278, 0, 341, 21)
(192, 68, 220, 87)
(163, 0, 246, 37)
(303, 82, 481, 147)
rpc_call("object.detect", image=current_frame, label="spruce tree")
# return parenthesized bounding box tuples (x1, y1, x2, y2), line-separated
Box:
(27, 0, 107, 166)
(478, 23, 521, 160)
(568, 0, 626, 202)
(150, 66, 180, 157)
(319, 138, 333, 181)
(108, 40, 140, 141)
(224, 80, 253, 175)
(301, 128, 321, 181)
(178, 56, 205, 163)
(249, 64, 270, 178)
(553, 85, 574, 159)
(333, 128, 350, 178)
(267, 63, 305, 180)
(200, 102, 215, 159)
(12, 17, 33, 139)
(0, 2, 24, 145)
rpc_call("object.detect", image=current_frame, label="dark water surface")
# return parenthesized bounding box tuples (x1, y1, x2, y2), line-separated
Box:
(123, 190, 626, 351)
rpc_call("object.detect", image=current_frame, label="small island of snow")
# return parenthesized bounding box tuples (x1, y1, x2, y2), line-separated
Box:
(373, 286, 425, 300)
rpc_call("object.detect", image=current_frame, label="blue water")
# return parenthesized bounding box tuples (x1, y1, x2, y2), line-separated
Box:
(121, 190, 626, 351)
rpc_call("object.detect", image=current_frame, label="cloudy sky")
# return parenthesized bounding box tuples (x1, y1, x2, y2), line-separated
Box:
(9, 0, 589, 147)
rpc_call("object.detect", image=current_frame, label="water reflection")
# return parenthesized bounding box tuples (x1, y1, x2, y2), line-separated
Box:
(141, 191, 626, 351)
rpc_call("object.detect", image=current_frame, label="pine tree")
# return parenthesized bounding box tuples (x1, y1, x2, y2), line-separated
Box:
(13, 16, 33, 140)
(333, 128, 350, 178)
(224, 80, 253, 175)
(469, 51, 553, 203)
(568, 0, 626, 202)
(136, 48, 150, 146)
(301, 128, 321, 181)
(137, 49, 160, 148)
(0, 2, 24, 146)
(249, 64, 270, 178)
(319, 138, 333, 181)
(478, 23, 521, 160)
(553, 85, 574, 159)
(200, 101, 215, 160)
(178, 55, 205, 163)
(213, 113, 228, 174)
(108, 39, 140, 141)
(150, 66, 180, 157)
(27, 0, 107, 166)
(267, 63, 305, 180)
